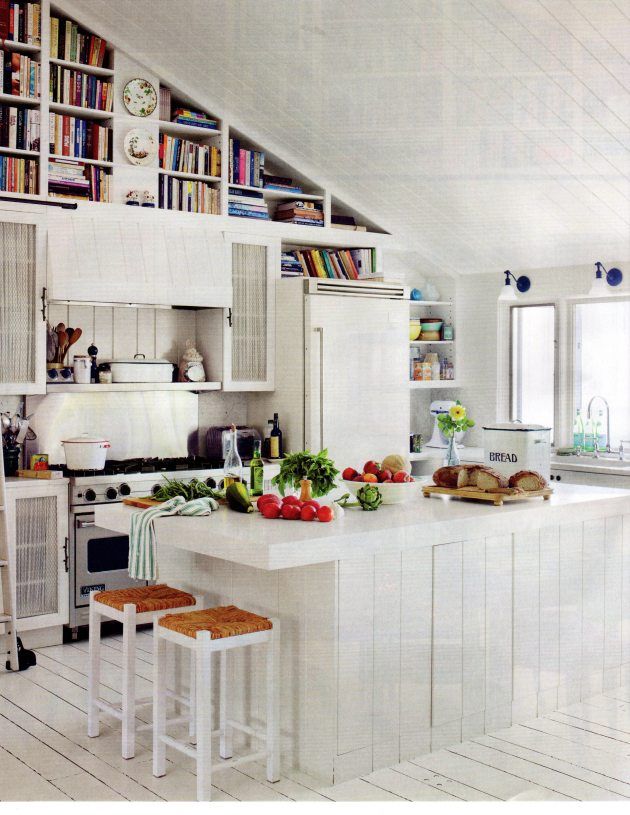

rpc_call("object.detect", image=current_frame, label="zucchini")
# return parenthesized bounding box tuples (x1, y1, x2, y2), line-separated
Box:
(225, 482, 254, 513)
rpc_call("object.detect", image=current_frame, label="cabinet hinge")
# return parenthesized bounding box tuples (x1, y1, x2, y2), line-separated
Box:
(227, 307, 232, 328)
(63, 537, 69, 573)
(41, 287, 47, 322)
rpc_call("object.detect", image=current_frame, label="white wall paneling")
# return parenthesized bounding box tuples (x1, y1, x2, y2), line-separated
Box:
(157, 514, 630, 787)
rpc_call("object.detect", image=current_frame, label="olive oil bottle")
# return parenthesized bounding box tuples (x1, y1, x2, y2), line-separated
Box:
(249, 439, 264, 496)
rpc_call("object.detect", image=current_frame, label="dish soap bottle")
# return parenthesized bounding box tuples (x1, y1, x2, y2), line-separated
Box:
(269, 413, 283, 460)
(596, 409, 606, 451)
(573, 408, 584, 452)
(583, 415, 595, 453)
(249, 439, 264, 496)
(223, 424, 242, 487)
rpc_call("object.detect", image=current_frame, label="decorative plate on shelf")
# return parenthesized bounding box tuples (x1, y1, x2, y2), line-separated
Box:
(122, 78, 157, 117)
(123, 128, 157, 166)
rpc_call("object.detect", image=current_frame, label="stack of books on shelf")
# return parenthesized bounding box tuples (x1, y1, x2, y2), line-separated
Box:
(281, 251, 304, 277)
(171, 108, 217, 131)
(227, 186, 269, 220)
(0, 2, 41, 45)
(331, 213, 367, 232)
(159, 134, 220, 177)
(49, 113, 111, 161)
(0, 153, 37, 192)
(0, 104, 38, 150)
(263, 174, 302, 193)
(284, 248, 376, 280)
(50, 15, 107, 67)
(1, 51, 39, 98)
(48, 157, 110, 202)
(159, 175, 220, 214)
(228, 138, 264, 187)
(274, 200, 323, 227)
(159, 87, 171, 120)
(49, 66, 113, 111)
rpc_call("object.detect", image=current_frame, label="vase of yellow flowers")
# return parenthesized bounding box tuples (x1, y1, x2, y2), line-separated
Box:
(437, 401, 475, 466)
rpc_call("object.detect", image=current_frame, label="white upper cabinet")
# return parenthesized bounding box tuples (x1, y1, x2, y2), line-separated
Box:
(47, 212, 231, 308)
(0, 213, 46, 395)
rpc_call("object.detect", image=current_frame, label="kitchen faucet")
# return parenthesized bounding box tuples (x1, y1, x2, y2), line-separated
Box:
(587, 395, 611, 454)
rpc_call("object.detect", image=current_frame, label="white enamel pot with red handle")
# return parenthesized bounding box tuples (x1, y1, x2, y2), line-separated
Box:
(61, 434, 111, 470)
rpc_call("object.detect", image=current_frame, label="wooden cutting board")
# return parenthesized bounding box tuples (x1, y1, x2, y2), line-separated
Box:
(422, 485, 553, 507)
(122, 497, 163, 509)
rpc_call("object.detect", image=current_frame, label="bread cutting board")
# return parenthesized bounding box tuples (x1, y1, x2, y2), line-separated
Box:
(422, 485, 553, 506)
(122, 497, 163, 509)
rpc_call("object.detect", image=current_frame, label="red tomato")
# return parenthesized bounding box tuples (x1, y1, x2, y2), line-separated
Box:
(281, 503, 301, 520)
(281, 495, 301, 505)
(300, 505, 317, 522)
(317, 505, 334, 523)
(363, 460, 380, 475)
(257, 494, 280, 511)
(261, 502, 281, 519)
(303, 499, 321, 510)
(342, 467, 358, 481)
(377, 469, 392, 483)
(393, 470, 408, 483)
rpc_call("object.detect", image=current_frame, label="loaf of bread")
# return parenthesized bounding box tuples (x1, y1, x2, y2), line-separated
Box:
(433, 465, 465, 488)
(508, 470, 547, 491)
(456, 465, 485, 488)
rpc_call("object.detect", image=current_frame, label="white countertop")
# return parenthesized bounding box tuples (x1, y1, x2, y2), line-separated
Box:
(95, 482, 630, 571)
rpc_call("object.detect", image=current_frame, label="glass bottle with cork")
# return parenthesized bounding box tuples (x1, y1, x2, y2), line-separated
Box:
(269, 413, 283, 460)
(223, 424, 242, 487)
(249, 439, 264, 496)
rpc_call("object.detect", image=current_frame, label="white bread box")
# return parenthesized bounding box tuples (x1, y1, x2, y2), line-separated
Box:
(110, 356, 174, 383)
(483, 423, 551, 481)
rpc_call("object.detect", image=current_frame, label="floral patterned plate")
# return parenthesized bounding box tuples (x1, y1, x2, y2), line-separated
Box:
(122, 78, 157, 117)
(123, 128, 157, 166)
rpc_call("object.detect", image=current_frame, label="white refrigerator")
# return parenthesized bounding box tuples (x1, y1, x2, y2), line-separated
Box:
(250, 278, 410, 469)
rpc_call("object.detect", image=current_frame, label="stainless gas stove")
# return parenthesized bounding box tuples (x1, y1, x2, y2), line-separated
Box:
(65, 458, 224, 634)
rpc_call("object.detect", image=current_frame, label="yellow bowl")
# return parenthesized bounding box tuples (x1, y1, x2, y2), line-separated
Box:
(409, 321, 421, 341)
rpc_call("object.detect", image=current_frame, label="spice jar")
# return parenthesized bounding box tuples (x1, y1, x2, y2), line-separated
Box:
(98, 363, 112, 384)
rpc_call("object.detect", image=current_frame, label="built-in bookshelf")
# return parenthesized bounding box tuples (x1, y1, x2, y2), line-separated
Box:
(0, 0, 387, 233)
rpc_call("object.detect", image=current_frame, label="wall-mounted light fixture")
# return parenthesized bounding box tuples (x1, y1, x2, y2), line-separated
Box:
(498, 269, 531, 302)
(589, 262, 623, 296)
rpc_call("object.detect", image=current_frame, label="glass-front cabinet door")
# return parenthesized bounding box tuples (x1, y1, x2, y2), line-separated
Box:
(0, 214, 46, 394)
(222, 233, 278, 391)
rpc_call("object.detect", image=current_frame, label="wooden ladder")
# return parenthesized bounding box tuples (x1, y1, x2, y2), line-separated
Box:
(0, 454, 18, 671)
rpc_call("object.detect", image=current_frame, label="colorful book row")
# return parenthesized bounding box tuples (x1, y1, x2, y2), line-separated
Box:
(1, 51, 39, 98)
(158, 174, 220, 214)
(0, 104, 38, 150)
(285, 248, 375, 280)
(0, 154, 37, 193)
(228, 138, 264, 187)
(0, 2, 40, 45)
(49, 66, 113, 111)
(49, 113, 111, 162)
(159, 134, 220, 177)
(50, 15, 107, 67)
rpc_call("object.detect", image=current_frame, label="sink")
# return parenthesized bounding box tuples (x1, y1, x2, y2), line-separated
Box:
(552, 454, 630, 469)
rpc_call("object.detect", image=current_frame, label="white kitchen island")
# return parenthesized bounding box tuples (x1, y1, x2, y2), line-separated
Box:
(97, 483, 630, 785)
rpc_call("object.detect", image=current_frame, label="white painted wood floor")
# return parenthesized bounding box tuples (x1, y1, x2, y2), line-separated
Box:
(2, 631, 630, 802)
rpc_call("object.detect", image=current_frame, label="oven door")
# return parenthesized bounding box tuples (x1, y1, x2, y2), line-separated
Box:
(74, 511, 145, 609)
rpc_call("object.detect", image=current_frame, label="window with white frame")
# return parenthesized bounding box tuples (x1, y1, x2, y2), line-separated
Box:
(574, 300, 630, 449)
(510, 304, 556, 441)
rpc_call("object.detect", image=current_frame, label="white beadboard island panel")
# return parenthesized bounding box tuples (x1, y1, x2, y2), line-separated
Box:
(96, 485, 630, 786)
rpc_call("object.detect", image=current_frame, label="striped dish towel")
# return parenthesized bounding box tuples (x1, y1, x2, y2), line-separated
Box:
(128, 496, 219, 581)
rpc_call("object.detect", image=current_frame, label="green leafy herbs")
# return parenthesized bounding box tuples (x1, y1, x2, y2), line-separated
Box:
(152, 476, 221, 503)
(271, 449, 339, 498)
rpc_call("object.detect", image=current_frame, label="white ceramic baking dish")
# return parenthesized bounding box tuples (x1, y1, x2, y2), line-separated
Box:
(110, 356, 175, 383)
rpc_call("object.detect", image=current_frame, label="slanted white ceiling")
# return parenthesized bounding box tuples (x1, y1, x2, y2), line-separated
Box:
(59, 0, 630, 275)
